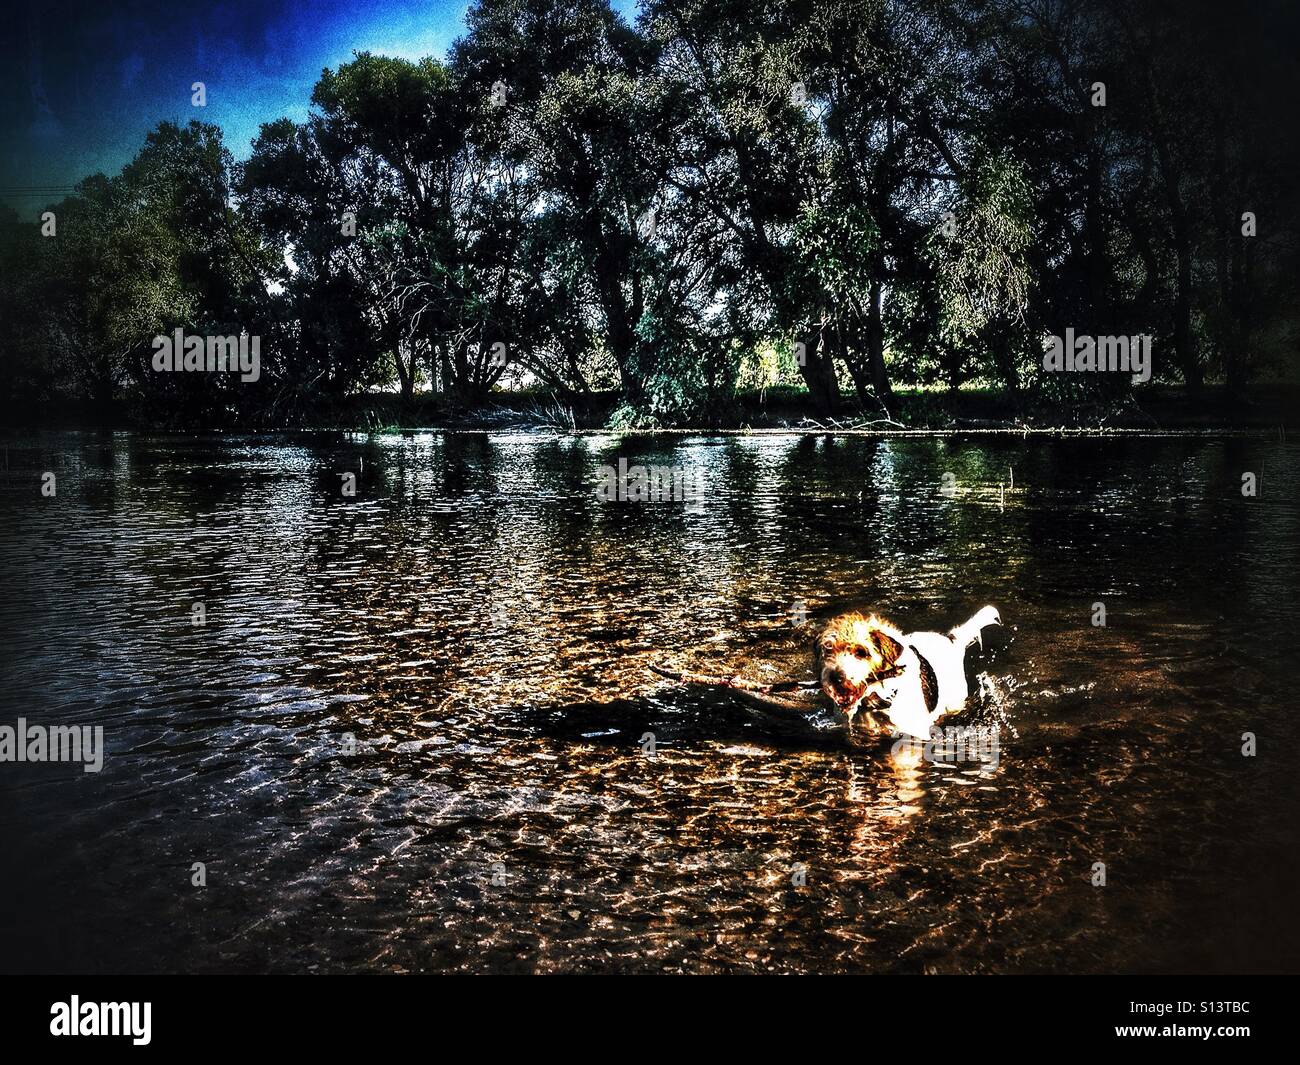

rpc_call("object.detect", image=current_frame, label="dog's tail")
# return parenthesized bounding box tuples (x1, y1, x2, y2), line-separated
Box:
(950, 605, 1001, 650)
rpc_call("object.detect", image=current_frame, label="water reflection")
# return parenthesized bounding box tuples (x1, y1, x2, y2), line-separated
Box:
(1, 431, 1298, 973)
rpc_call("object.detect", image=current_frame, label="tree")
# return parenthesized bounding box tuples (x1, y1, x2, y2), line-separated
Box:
(21, 121, 269, 420)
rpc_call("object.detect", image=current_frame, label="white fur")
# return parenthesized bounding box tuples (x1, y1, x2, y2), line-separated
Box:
(871, 606, 1001, 739)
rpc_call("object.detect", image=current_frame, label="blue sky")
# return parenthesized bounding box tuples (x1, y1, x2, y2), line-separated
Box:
(1, 0, 639, 217)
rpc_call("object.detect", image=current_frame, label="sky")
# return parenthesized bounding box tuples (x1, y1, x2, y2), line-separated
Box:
(0, 0, 638, 217)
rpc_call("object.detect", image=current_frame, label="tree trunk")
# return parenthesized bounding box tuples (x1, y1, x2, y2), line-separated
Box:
(1225, 212, 1251, 398)
(840, 320, 874, 402)
(1154, 134, 1201, 390)
(796, 319, 840, 417)
(866, 274, 892, 401)
(394, 343, 413, 402)
(1084, 148, 1112, 338)
(1171, 236, 1199, 390)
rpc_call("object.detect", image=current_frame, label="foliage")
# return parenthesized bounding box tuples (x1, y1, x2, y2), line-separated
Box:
(4, 0, 1296, 424)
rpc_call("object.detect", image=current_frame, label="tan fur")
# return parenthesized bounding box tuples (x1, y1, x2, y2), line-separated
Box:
(815, 612, 907, 714)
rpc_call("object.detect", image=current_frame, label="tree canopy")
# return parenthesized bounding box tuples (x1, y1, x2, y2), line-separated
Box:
(4, 0, 1296, 427)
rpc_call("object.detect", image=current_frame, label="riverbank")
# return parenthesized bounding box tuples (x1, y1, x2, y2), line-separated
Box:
(6, 382, 1297, 434)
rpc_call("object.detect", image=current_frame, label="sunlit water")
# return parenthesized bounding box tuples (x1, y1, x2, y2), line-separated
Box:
(2, 431, 1297, 973)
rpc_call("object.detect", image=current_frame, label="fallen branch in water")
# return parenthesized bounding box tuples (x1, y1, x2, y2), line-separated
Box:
(647, 663, 900, 719)
(647, 664, 815, 693)
(647, 664, 823, 714)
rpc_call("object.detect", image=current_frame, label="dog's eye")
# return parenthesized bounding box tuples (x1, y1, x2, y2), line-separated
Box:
(853, 645, 868, 659)
(821, 639, 836, 653)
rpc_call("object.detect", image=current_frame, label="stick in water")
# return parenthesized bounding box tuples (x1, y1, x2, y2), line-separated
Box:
(647, 664, 816, 693)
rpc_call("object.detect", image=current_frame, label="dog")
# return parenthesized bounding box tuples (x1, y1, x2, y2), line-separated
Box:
(815, 606, 1002, 739)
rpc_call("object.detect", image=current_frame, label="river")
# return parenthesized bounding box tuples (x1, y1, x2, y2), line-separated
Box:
(2, 430, 1297, 972)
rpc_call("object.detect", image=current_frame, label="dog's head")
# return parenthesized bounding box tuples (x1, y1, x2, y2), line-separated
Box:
(815, 613, 907, 712)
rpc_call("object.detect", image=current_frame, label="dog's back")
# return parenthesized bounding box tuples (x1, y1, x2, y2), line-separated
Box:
(907, 628, 973, 714)
(910, 605, 1002, 715)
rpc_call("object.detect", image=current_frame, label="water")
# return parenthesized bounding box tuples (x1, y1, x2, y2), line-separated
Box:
(2, 430, 1297, 973)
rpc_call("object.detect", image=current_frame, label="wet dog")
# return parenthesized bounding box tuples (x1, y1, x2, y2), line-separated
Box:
(815, 606, 1001, 739)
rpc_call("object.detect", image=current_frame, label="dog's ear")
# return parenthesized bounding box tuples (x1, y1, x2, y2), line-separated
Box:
(813, 629, 835, 659)
(870, 628, 905, 665)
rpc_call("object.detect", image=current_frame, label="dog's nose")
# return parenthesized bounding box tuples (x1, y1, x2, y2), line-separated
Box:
(828, 667, 845, 686)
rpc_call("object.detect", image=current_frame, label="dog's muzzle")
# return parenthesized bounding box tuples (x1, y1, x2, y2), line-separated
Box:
(822, 668, 863, 709)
